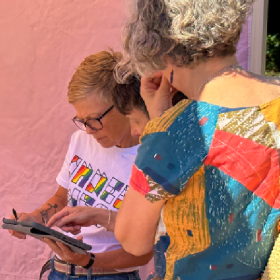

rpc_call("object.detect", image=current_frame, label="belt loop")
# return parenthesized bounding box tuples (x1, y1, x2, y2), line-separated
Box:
(66, 262, 70, 278)
(51, 257, 55, 272)
(87, 267, 92, 280)
(71, 263, 75, 276)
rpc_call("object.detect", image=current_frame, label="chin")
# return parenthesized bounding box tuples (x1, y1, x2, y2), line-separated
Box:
(100, 143, 115, 149)
(96, 139, 115, 149)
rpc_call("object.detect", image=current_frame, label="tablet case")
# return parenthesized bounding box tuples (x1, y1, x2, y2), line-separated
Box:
(2, 218, 92, 255)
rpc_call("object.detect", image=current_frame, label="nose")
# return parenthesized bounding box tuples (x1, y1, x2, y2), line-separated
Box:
(130, 126, 141, 137)
(85, 125, 96, 135)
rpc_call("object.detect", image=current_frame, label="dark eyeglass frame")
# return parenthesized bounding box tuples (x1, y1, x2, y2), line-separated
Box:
(72, 105, 114, 131)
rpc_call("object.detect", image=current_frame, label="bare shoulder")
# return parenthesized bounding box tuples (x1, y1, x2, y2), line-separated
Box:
(256, 74, 280, 85)
(199, 70, 280, 107)
(245, 71, 280, 87)
(238, 71, 280, 105)
(252, 74, 280, 102)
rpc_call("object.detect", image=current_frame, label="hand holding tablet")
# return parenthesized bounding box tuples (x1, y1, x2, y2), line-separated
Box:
(2, 218, 92, 255)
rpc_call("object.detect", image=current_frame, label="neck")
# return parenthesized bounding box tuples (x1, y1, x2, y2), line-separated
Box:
(117, 134, 139, 148)
(173, 56, 238, 100)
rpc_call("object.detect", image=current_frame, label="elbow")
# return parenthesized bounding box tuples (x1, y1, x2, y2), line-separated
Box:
(122, 242, 152, 257)
(138, 251, 154, 265)
(129, 250, 154, 266)
(114, 229, 153, 258)
(115, 208, 155, 257)
(115, 230, 153, 257)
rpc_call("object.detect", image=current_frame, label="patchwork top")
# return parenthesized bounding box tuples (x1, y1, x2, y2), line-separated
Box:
(130, 98, 280, 280)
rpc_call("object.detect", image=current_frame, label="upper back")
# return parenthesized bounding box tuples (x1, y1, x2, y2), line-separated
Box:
(199, 72, 280, 108)
(141, 95, 280, 209)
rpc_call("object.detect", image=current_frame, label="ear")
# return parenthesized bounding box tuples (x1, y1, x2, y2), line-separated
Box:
(163, 56, 173, 68)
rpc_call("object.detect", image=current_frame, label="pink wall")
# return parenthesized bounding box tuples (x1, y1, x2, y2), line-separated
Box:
(0, 1, 250, 279)
(0, 1, 127, 279)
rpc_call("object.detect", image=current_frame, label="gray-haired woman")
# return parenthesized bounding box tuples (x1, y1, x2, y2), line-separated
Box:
(115, 1, 280, 280)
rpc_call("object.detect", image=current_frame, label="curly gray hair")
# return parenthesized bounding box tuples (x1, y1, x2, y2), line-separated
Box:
(116, 0, 254, 81)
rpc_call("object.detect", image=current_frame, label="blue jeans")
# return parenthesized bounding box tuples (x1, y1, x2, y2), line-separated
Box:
(48, 259, 141, 280)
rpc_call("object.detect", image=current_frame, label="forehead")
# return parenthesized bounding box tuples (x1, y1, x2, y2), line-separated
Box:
(127, 109, 148, 120)
(73, 94, 111, 119)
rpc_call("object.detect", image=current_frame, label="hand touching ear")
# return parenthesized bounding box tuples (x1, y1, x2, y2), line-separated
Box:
(141, 72, 177, 119)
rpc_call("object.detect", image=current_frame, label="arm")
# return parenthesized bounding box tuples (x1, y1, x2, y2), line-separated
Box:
(140, 74, 175, 120)
(47, 206, 117, 233)
(31, 186, 68, 224)
(9, 186, 67, 239)
(93, 247, 153, 268)
(43, 237, 153, 268)
(45, 204, 154, 267)
(115, 187, 165, 256)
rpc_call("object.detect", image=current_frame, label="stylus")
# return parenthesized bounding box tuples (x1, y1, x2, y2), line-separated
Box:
(12, 208, 18, 221)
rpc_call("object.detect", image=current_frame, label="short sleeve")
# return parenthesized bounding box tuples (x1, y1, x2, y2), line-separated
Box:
(56, 133, 76, 189)
(129, 100, 219, 202)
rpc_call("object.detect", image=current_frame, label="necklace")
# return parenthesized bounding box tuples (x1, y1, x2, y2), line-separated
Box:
(197, 64, 241, 96)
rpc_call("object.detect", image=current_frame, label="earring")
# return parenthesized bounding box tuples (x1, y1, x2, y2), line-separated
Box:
(170, 69, 174, 93)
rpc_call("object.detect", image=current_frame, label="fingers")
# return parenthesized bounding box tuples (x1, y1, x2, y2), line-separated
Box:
(17, 212, 25, 221)
(54, 215, 80, 228)
(141, 73, 170, 101)
(56, 242, 73, 255)
(151, 71, 163, 78)
(42, 238, 79, 263)
(56, 241, 89, 267)
(141, 74, 173, 119)
(47, 206, 92, 229)
(9, 230, 26, 239)
(141, 73, 163, 97)
(60, 225, 81, 235)
(152, 73, 163, 89)
(76, 235, 83, 241)
(42, 238, 63, 257)
(158, 75, 170, 91)
(9, 214, 17, 221)
(141, 77, 159, 95)
(47, 207, 72, 227)
(8, 213, 27, 239)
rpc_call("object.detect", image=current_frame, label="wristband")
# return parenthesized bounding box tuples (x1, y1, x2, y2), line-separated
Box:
(82, 253, 95, 269)
(106, 210, 112, 231)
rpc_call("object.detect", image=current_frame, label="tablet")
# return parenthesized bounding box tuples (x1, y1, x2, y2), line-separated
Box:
(2, 218, 92, 255)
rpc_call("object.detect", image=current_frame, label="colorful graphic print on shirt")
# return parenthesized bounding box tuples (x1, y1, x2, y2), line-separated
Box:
(67, 155, 128, 227)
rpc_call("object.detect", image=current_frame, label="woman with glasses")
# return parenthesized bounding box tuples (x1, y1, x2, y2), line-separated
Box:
(8, 50, 153, 280)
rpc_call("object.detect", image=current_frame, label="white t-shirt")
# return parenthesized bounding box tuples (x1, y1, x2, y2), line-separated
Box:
(56, 130, 139, 257)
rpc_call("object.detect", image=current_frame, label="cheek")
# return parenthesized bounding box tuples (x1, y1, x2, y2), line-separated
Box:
(139, 118, 149, 132)
(130, 122, 142, 135)
(139, 123, 146, 134)
(103, 121, 128, 140)
(136, 126, 143, 135)
(130, 123, 138, 132)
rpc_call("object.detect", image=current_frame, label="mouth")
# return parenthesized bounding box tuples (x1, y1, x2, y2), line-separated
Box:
(95, 136, 106, 141)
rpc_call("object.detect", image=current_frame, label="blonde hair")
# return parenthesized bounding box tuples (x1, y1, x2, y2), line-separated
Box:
(68, 50, 122, 104)
(116, 0, 254, 82)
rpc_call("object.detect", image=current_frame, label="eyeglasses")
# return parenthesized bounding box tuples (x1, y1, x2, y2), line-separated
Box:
(72, 105, 114, 131)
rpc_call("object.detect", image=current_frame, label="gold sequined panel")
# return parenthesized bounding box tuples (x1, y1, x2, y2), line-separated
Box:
(162, 166, 211, 280)
(140, 99, 191, 141)
(217, 107, 277, 149)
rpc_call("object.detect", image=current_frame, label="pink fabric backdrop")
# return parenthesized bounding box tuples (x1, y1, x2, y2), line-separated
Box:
(0, 1, 128, 279)
(0, 1, 250, 279)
